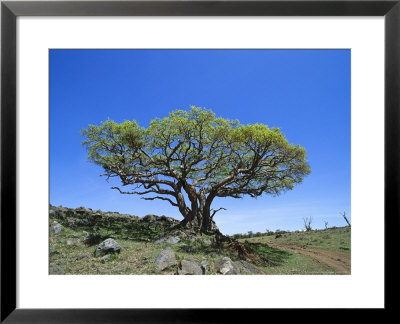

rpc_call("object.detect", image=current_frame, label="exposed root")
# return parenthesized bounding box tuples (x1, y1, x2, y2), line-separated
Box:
(215, 234, 269, 266)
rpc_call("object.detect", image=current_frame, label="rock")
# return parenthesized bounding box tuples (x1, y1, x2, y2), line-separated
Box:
(234, 260, 264, 274)
(77, 218, 92, 226)
(200, 261, 210, 274)
(142, 214, 158, 222)
(65, 239, 74, 246)
(73, 253, 90, 261)
(67, 218, 77, 229)
(49, 265, 65, 275)
(154, 248, 177, 271)
(179, 244, 197, 253)
(50, 221, 63, 235)
(94, 238, 121, 257)
(155, 236, 181, 245)
(197, 237, 212, 246)
(214, 257, 240, 275)
(101, 254, 111, 263)
(178, 259, 203, 275)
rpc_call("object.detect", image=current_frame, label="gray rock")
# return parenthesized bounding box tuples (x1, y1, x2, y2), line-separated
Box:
(178, 259, 203, 275)
(67, 218, 77, 229)
(49, 265, 65, 275)
(214, 257, 240, 275)
(101, 254, 111, 263)
(200, 261, 210, 274)
(234, 260, 264, 274)
(65, 239, 74, 246)
(197, 237, 212, 246)
(73, 253, 90, 261)
(94, 238, 121, 257)
(50, 222, 63, 235)
(155, 236, 180, 245)
(154, 248, 177, 271)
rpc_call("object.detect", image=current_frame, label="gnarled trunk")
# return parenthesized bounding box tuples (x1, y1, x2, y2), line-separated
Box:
(180, 204, 219, 234)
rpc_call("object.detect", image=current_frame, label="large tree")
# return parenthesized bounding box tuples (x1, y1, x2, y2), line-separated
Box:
(82, 107, 310, 234)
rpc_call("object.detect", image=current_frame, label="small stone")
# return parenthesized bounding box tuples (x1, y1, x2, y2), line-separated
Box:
(50, 222, 63, 235)
(102, 254, 111, 263)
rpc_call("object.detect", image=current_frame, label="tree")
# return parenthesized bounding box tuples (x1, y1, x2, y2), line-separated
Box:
(303, 216, 312, 231)
(82, 107, 311, 234)
(340, 211, 351, 227)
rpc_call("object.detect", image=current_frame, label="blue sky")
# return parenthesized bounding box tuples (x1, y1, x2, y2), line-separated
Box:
(50, 49, 350, 235)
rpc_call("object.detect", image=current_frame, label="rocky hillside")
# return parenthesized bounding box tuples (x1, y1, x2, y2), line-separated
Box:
(49, 205, 264, 275)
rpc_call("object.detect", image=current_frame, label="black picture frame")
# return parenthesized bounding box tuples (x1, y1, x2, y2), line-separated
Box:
(1, 0, 399, 322)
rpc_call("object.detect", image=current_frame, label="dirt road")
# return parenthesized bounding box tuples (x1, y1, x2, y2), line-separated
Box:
(265, 241, 351, 274)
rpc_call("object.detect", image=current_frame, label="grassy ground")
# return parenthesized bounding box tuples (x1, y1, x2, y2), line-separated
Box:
(49, 225, 346, 275)
(50, 226, 237, 275)
(49, 206, 350, 275)
(239, 226, 351, 254)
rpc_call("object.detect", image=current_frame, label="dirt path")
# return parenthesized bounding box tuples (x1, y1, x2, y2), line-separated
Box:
(265, 242, 351, 274)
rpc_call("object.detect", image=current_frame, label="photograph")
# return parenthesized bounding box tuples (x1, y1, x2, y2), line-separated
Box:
(49, 49, 351, 276)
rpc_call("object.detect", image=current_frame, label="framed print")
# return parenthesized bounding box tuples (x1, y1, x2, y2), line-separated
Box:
(1, 0, 399, 322)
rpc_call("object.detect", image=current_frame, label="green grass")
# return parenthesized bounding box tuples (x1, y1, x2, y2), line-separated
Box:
(240, 226, 351, 254)
(50, 225, 235, 275)
(261, 252, 340, 275)
(50, 215, 349, 275)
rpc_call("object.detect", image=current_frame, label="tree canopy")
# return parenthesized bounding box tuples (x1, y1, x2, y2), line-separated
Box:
(82, 106, 310, 233)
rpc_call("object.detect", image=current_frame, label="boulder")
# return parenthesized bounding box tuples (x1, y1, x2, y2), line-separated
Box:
(234, 260, 264, 274)
(94, 238, 121, 257)
(155, 236, 180, 245)
(214, 257, 240, 275)
(178, 259, 203, 275)
(154, 248, 177, 271)
(50, 221, 63, 235)
(200, 261, 210, 274)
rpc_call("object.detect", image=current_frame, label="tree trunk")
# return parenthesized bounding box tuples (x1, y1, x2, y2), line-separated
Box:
(180, 206, 219, 234)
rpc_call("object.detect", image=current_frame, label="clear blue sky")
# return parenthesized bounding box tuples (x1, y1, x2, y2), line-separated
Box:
(50, 49, 351, 235)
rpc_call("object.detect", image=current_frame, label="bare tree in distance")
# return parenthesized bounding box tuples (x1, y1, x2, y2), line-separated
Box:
(324, 221, 329, 229)
(340, 211, 351, 227)
(303, 216, 312, 231)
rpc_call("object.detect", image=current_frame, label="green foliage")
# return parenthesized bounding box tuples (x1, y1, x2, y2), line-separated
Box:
(82, 106, 311, 223)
